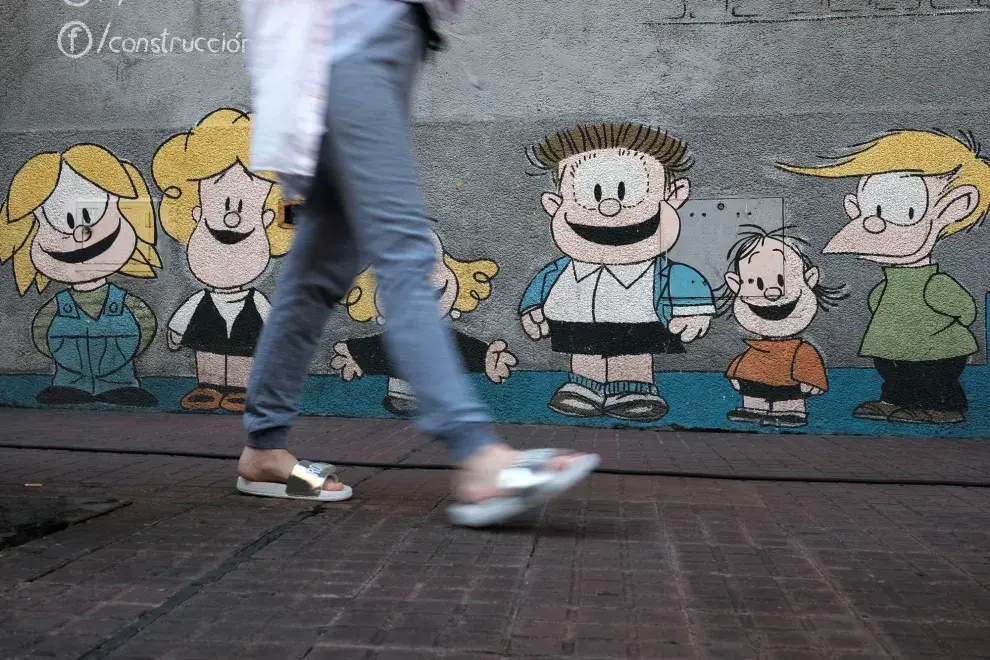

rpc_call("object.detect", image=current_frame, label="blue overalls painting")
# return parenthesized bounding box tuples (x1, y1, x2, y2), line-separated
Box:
(42, 284, 153, 407)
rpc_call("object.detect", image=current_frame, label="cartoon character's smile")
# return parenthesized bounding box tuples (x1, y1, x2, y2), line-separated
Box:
(45, 222, 121, 264)
(207, 225, 256, 245)
(745, 297, 799, 321)
(564, 208, 661, 246)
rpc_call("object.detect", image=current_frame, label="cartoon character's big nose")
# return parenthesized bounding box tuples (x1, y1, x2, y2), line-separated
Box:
(73, 225, 92, 244)
(223, 212, 242, 228)
(598, 198, 622, 217)
(862, 214, 886, 234)
(763, 287, 783, 302)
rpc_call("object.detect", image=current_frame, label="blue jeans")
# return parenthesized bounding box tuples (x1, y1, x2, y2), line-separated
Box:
(244, 5, 494, 462)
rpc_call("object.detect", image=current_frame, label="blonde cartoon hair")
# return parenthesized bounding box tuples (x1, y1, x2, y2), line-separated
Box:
(152, 108, 291, 255)
(777, 130, 990, 239)
(345, 240, 499, 323)
(0, 144, 160, 296)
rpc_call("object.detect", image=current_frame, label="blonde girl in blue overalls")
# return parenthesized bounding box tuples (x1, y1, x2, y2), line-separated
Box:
(0, 144, 162, 406)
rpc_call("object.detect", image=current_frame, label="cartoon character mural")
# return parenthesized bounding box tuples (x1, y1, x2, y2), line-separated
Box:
(331, 228, 516, 416)
(520, 123, 716, 422)
(0, 145, 161, 406)
(719, 225, 846, 428)
(153, 108, 292, 413)
(778, 130, 990, 424)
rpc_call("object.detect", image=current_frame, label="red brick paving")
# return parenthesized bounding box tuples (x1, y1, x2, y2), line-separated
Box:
(0, 410, 989, 658)
(2, 408, 990, 481)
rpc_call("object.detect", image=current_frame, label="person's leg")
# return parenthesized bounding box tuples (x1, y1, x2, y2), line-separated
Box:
(320, 8, 584, 498)
(238, 157, 362, 492)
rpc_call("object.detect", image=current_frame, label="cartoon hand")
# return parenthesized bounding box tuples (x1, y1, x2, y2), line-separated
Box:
(331, 342, 364, 381)
(485, 340, 518, 383)
(520, 307, 550, 341)
(730, 379, 741, 391)
(167, 329, 182, 351)
(668, 315, 711, 343)
(800, 383, 823, 396)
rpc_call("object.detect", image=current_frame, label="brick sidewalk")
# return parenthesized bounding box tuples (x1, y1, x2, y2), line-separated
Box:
(3, 408, 990, 481)
(1, 412, 990, 658)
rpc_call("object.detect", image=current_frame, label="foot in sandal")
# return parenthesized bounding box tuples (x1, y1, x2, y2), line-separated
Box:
(236, 447, 353, 501)
(448, 443, 599, 528)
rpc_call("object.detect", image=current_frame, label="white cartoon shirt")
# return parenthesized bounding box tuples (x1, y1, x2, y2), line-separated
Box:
(544, 260, 661, 324)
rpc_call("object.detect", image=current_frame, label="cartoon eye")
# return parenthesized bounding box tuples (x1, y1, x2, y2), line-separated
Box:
(618, 181, 626, 201)
(757, 277, 765, 291)
(225, 197, 231, 212)
(66, 212, 76, 230)
(82, 209, 92, 225)
(777, 274, 784, 287)
(748, 278, 754, 284)
(859, 173, 928, 226)
(594, 184, 602, 202)
(237, 199, 244, 213)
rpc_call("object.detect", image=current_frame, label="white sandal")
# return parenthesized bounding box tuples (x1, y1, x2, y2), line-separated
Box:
(236, 460, 353, 501)
(447, 449, 600, 528)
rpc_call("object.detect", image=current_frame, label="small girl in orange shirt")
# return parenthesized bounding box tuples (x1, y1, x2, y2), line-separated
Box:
(720, 225, 846, 427)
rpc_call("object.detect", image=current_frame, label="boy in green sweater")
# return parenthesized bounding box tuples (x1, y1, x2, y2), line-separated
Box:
(778, 130, 990, 423)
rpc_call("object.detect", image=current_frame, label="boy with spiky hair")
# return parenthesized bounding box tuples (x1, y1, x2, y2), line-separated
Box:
(520, 123, 716, 422)
(778, 130, 990, 424)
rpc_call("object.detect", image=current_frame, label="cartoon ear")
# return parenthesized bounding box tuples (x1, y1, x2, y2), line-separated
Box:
(843, 194, 859, 220)
(667, 178, 691, 210)
(262, 208, 275, 227)
(192, 206, 202, 222)
(724, 272, 741, 294)
(935, 185, 979, 228)
(804, 266, 820, 290)
(541, 192, 562, 217)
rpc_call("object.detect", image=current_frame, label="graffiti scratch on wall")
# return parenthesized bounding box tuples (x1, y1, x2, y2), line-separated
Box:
(645, 0, 990, 25)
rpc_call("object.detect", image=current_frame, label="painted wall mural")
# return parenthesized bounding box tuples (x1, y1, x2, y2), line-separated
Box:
(1, 121, 989, 439)
(332, 228, 516, 416)
(0, 145, 161, 407)
(778, 130, 989, 424)
(520, 124, 716, 422)
(153, 108, 290, 413)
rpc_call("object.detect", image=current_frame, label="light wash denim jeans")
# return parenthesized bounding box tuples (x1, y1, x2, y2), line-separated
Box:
(244, 4, 494, 462)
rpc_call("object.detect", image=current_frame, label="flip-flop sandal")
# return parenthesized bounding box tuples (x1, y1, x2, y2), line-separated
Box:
(236, 460, 353, 501)
(447, 449, 600, 528)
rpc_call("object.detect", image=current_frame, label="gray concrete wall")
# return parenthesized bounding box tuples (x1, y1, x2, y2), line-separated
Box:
(1, 0, 988, 433)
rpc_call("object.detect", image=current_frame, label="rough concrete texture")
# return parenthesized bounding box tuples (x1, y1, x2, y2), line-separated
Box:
(1, 409, 990, 659)
(2, 0, 990, 436)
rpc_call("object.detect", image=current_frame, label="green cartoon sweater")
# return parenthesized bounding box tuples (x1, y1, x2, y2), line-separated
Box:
(860, 265, 977, 362)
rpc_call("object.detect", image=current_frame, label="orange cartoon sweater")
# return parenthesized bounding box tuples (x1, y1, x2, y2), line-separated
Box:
(725, 339, 828, 392)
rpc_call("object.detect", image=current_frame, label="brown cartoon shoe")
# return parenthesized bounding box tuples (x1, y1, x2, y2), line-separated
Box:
(888, 408, 964, 424)
(180, 386, 223, 411)
(220, 389, 248, 414)
(852, 400, 900, 420)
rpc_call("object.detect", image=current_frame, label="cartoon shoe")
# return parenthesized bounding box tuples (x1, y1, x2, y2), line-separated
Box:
(548, 382, 605, 417)
(888, 408, 964, 424)
(382, 393, 417, 417)
(95, 388, 158, 408)
(852, 400, 900, 420)
(36, 386, 95, 405)
(603, 386, 669, 422)
(180, 386, 224, 411)
(220, 388, 248, 414)
(726, 408, 766, 424)
(761, 411, 808, 428)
